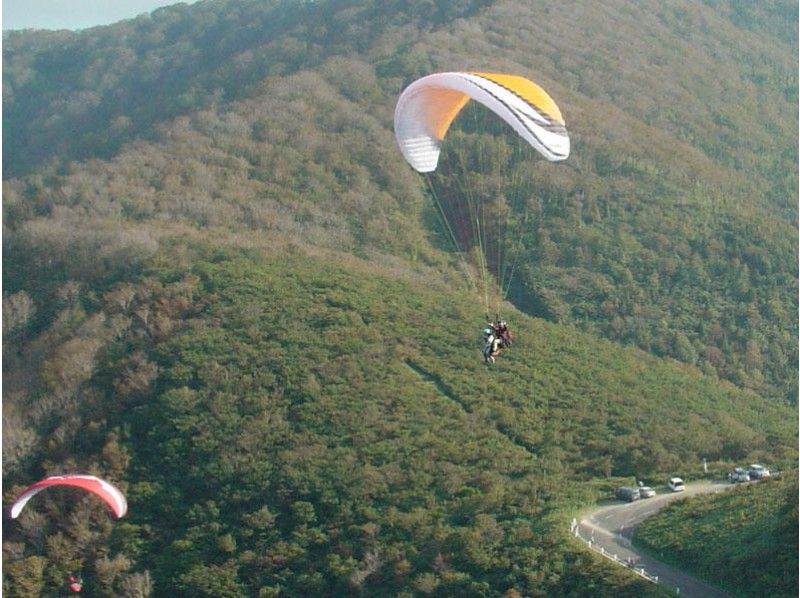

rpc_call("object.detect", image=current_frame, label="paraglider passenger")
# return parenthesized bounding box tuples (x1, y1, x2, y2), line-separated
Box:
(482, 328, 502, 364)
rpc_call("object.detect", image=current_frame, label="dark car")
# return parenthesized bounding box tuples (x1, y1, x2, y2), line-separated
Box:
(729, 467, 750, 483)
(615, 487, 640, 502)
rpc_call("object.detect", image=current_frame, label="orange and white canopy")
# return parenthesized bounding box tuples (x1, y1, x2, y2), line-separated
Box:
(394, 71, 569, 172)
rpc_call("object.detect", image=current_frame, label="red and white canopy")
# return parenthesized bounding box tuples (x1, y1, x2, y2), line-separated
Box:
(10, 474, 127, 519)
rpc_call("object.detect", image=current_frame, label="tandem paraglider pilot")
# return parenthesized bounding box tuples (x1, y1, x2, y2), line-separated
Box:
(491, 320, 512, 348)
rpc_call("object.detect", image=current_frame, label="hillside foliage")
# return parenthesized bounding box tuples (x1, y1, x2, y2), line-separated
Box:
(634, 472, 799, 598)
(2, 0, 797, 596)
(3, 247, 794, 596)
(4, 0, 797, 401)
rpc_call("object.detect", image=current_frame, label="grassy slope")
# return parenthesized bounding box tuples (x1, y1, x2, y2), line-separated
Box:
(633, 472, 799, 598)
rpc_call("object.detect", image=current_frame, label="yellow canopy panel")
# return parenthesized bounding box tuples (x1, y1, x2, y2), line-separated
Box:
(471, 72, 564, 125)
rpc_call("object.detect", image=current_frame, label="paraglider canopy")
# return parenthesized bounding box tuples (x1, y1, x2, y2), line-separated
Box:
(393, 71, 571, 320)
(10, 474, 127, 519)
(394, 71, 569, 173)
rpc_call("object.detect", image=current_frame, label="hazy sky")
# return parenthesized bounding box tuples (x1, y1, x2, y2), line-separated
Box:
(3, 0, 200, 31)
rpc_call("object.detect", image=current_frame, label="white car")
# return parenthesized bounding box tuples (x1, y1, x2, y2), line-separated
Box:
(668, 477, 685, 492)
(639, 486, 656, 498)
(748, 464, 770, 479)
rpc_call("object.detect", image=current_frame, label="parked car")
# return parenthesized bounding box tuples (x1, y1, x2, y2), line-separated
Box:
(639, 486, 656, 498)
(748, 464, 770, 479)
(615, 486, 641, 502)
(668, 477, 685, 492)
(729, 467, 750, 483)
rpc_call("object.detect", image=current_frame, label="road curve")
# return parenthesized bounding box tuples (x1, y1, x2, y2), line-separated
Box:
(575, 480, 734, 598)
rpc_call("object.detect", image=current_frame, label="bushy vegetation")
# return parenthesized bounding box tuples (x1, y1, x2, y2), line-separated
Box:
(634, 472, 798, 598)
(4, 247, 794, 596)
(4, 0, 796, 401)
(2, 0, 797, 596)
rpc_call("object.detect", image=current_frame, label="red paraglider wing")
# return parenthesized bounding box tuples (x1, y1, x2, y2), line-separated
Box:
(10, 475, 127, 519)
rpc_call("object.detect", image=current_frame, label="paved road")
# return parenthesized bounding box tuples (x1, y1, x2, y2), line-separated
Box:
(575, 480, 734, 598)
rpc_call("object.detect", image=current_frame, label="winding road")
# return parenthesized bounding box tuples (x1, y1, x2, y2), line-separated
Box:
(575, 480, 734, 598)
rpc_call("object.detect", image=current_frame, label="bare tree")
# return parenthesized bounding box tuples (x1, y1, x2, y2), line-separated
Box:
(119, 570, 153, 597)
(3, 291, 35, 334)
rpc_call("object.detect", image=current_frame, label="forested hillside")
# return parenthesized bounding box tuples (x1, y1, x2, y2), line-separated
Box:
(3, 0, 797, 596)
(3, 247, 795, 596)
(4, 0, 797, 400)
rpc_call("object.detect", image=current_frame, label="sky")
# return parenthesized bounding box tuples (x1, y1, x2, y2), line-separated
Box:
(3, 0, 200, 31)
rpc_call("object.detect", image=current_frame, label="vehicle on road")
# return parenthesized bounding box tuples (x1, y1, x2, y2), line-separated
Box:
(639, 486, 656, 498)
(615, 486, 640, 502)
(667, 477, 685, 492)
(748, 464, 770, 479)
(728, 467, 750, 483)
